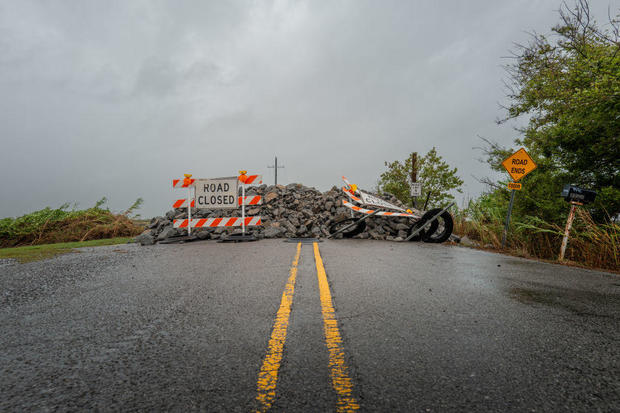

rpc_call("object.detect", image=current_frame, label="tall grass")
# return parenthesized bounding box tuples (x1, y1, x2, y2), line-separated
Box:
(0, 198, 145, 248)
(453, 200, 505, 249)
(453, 200, 619, 272)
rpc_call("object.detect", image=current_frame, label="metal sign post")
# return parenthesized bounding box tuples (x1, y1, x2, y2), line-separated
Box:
(422, 191, 431, 210)
(184, 174, 193, 236)
(170, 176, 196, 241)
(501, 189, 516, 249)
(239, 171, 246, 236)
(188, 186, 192, 236)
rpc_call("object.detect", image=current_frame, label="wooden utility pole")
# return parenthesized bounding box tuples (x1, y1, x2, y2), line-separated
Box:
(267, 156, 285, 185)
(410, 152, 417, 208)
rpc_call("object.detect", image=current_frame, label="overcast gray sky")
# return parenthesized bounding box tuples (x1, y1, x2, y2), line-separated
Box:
(1, 0, 618, 218)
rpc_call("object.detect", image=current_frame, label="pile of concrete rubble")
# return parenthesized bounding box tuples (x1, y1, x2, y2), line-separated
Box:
(135, 183, 449, 245)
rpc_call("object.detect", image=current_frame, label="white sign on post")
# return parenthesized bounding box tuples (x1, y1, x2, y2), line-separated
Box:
(195, 177, 239, 209)
(410, 182, 422, 197)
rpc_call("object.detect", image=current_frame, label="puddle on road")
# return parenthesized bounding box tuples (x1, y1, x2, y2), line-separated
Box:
(509, 286, 619, 319)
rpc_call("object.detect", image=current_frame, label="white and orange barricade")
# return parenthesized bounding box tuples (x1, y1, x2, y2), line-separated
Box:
(242, 174, 263, 185)
(173, 177, 195, 188)
(173, 217, 262, 229)
(171, 172, 263, 239)
(171, 174, 196, 235)
(172, 199, 195, 208)
(236, 171, 263, 238)
(330, 176, 454, 243)
(239, 195, 262, 206)
(238, 174, 263, 207)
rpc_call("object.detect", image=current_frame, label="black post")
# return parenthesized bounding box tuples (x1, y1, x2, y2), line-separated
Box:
(423, 191, 432, 210)
(501, 189, 516, 249)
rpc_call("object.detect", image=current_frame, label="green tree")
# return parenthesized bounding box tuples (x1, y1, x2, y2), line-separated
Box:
(496, 0, 620, 220)
(378, 147, 463, 209)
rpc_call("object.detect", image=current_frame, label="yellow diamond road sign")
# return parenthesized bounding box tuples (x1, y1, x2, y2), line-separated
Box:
(502, 148, 537, 182)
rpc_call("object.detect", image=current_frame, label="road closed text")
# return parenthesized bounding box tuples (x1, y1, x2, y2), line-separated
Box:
(195, 178, 239, 209)
(197, 194, 236, 206)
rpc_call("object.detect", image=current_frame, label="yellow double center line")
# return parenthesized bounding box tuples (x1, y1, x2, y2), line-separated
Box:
(313, 242, 360, 412)
(255, 242, 301, 412)
(255, 242, 359, 412)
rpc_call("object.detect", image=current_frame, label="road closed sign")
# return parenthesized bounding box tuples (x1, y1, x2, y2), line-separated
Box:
(195, 177, 238, 209)
(501, 148, 537, 182)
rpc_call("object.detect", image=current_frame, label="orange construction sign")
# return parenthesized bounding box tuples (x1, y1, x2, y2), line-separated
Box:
(502, 148, 537, 182)
(507, 182, 522, 190)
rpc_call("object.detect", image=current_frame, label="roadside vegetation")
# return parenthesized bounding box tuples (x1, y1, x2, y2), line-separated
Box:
(380, 147, 619, 271)
(460, 1, 619, 272)
(0, 198, 144, 249)
(469, 0, 619, 271)
(380, 1, 619, 272)
(453, 197, 619, 271)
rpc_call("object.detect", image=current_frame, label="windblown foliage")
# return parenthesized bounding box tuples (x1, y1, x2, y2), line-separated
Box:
(453, 195, 619, 271)
(0, 198, 144, 248)
(493, 0, 620, 220)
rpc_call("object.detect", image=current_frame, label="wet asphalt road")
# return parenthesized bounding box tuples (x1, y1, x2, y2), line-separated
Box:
(1, 239, 618, 412)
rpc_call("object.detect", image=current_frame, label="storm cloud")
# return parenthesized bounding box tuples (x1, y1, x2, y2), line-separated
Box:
(1, 1, 618, 217)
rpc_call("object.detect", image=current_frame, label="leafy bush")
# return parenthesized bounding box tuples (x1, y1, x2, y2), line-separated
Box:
(0, 198, 145, 248)
(454, 197, 619, 271)
(378, 148, 464, 209)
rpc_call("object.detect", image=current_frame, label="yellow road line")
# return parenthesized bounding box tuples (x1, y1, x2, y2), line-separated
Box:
(313, 242, 360, 412)
(255, 242, 301, 413)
